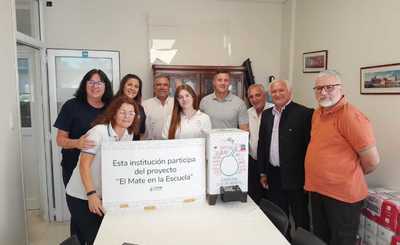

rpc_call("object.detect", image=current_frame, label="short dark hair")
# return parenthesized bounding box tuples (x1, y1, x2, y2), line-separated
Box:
(115, 74, 143, 104)
(74, 69, 113, 105)
(214, 70, 230, 79)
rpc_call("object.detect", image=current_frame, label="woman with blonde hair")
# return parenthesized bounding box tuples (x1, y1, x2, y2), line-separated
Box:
(162, 84, 211, 139)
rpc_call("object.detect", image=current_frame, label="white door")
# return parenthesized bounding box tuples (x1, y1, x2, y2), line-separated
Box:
(47, 49, 120, 221)
(17, 45, 41, 210)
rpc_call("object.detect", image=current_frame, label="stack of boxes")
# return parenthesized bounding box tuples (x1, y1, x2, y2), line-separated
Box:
(359, 188, 400, 245)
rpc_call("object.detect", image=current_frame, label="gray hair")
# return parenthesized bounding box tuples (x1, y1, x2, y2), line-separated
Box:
(247, 83, 265, 94)
(154, 74, 170, 83)
(268, 79, 292, 93)
(316, 70, 343, 84)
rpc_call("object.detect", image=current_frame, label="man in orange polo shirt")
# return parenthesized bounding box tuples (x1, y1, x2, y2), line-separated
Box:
(305, 70, 380, 245)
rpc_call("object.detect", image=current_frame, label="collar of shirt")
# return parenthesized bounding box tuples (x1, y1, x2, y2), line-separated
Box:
(181, 110, 200, 120)
(211, 92, 233, 102)
(107, 123, 131, 140)
(154, 96, 172, 105)
(272, 100, 291, 116)
(317, 96, 347, 117)
(249, 102, 273, 118)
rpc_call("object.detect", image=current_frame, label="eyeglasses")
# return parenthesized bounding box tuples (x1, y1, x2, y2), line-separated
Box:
(87, 80, 105, 87)
(313, 84, 341, 93)
(118, 111, 135, 117)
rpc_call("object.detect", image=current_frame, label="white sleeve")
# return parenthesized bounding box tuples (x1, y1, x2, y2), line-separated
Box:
(201, 114, 212, 136)
(142, 100, 152, 140)
(81, 125, 103, 155)
(161, 115, 172, 139)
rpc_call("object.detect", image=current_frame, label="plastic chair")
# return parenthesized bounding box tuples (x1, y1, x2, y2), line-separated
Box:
(291, 227, 326, 245)
(258, 198, 289, 236)
(60, 235, 81, 245)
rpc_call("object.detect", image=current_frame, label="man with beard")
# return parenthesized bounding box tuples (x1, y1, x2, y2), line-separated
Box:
(305, 70, 380, 245)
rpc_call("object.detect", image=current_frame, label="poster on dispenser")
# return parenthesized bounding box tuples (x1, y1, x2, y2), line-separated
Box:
(206, 129, 249, 195)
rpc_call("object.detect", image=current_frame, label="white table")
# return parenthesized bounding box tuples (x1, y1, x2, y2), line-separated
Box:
(95, 198, 290, 245)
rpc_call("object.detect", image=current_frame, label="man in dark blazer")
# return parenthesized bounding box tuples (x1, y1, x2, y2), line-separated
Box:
(257, 79, 313, 231)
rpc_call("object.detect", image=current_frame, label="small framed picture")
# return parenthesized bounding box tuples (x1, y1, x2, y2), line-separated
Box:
(303, 50, 328, 73)
(360, 63, 400, 94)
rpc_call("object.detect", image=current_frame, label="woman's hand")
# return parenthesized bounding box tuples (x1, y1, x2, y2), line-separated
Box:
(88, 194, 105, 216)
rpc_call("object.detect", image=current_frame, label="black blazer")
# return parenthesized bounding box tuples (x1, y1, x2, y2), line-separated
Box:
(257, 101, 313, 190)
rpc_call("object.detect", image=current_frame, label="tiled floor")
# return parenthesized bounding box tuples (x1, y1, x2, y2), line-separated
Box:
(28, 210, 69, 245)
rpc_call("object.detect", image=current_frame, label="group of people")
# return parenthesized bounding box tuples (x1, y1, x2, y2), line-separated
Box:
(54, 68, 380, 245)
(247, 70, 380, 245)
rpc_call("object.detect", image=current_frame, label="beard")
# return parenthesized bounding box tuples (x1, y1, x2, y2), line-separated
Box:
(318, 96, 341, 108)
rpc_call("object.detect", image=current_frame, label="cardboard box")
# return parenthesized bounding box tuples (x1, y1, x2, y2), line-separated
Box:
(206, 129, 248, 195)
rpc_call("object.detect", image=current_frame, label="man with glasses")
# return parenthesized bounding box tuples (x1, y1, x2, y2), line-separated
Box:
(305, 70, 380, 245)
(257, 79, 313, 232)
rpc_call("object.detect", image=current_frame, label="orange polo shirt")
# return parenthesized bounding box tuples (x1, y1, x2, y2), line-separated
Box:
(305, 97, 376, 203)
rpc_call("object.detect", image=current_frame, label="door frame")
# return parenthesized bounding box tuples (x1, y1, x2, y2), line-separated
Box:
(46, 48, 120, 221)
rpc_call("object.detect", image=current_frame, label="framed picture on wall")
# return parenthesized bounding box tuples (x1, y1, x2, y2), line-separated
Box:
(303, 50, 328, 73)
(360, 63, 400, 94)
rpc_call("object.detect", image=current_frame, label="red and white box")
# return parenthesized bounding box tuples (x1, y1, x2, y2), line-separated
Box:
(377, 225, 395, 245)
(379, 198, 400, 232)
(364, 214, 378, 245)
(366, 191, 393, 217)
(391, 235, 400, 245)
(365, 229, 377, 245)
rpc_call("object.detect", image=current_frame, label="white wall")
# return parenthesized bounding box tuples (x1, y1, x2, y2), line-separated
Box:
(0, 0, 27, 243)
(279, 0, 295, 81)
(44, 0, 284, 98)
(291, 0, 400, 189)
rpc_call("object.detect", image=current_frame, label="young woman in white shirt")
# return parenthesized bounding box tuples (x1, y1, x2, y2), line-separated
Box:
(162, 84, 211, 139)
(65, 96, 139, 245)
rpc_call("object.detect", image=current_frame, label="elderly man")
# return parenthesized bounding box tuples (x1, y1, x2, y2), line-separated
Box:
(305, 70, 380, 245)
(143, 75, 174, 140)
(257, 79, 313, 231)
(199, 71, 249, 130)
(247, 84, 273, 203)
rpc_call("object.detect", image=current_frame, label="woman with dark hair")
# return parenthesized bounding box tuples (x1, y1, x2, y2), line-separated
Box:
(162, 84, 211, 139)
(66, 96, 139, 245)
(115, 74, 146, 140)
(54, 69, 113, 186)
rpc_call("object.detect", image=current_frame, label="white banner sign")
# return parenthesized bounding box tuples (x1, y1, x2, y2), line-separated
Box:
(102, 138, 205, 211)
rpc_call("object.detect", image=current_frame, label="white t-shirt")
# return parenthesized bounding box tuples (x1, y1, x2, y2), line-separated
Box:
(66, 123, 133, 200)
(248, 102, 273, 159)
(142, 97, 174, 140)
(161, 110, 211, 139)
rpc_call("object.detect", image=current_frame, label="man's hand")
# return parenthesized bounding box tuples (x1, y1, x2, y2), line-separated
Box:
(260, 175, 269, 189)
(76, 134, 96, 150)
